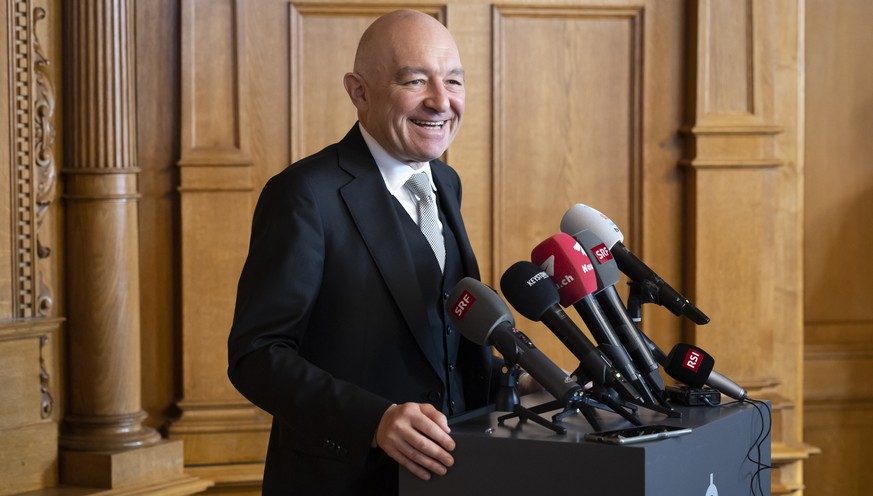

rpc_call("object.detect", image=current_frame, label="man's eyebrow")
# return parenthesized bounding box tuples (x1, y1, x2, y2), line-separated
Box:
(394, 66, 465, 79)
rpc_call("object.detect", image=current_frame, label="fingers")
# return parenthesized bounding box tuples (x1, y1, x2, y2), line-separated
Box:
(420, 402, 453, 437)
(375, 402, 456, 480)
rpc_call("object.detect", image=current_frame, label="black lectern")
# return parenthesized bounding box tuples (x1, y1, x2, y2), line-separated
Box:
(399, 392, 770, 495)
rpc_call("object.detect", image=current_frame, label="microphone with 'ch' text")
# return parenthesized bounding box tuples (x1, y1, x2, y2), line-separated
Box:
(499, 261, 642, 404)
(530, 233, 649, 404)
(445, 277, 586, 408)
(564, 229, 666, 397)
(560, 203, 710, 325)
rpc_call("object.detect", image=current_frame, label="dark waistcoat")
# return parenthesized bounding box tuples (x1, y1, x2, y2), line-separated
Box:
(392, 195, 467, 416)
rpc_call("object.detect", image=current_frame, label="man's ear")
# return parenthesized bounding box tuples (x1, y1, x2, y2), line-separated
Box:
(343, 72, 368, 111)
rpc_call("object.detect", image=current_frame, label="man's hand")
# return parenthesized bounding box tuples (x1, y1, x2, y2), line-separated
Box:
(375, 402, 455, 480)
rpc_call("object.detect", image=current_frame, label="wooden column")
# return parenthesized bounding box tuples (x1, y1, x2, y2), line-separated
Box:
(61, 0, 157, 454)
(60, 1, 209, 492)
(683, 1, 816, 494)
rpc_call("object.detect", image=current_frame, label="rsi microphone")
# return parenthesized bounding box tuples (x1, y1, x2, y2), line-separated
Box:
(499, 261, 642, 404)
(560, 204, 710, 325)
(531, 233, 652, 404)
(639, 334, 748, 401)
(445, 277, 585, 407)
(664, 343, 747, 401)
(567, 230, 665, 392)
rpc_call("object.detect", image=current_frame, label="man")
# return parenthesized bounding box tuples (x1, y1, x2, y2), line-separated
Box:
(228, 10, 531, 494)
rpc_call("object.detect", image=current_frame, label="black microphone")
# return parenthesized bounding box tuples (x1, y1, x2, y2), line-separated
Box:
(664, 344, 747, 401)
(499, 261, 642, 403)
(560, 204, 710, 325)
(529, 235, 649, 404)
(639, 334, 748, 401)
(446, 277, 585, 407)
(567, 229, 665, 392)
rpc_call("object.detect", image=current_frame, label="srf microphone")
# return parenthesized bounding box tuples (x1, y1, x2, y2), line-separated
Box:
(499, 261, 642, 403)
(567, 230, 664, 391)
(446, 277, 584, 407)
(560, 204, 710, 325)
(531, 233, 651, 404)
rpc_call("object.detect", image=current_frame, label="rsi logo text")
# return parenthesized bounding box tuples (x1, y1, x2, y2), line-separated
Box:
(683, 349, 702, 372)
(452, 290, 476, 319)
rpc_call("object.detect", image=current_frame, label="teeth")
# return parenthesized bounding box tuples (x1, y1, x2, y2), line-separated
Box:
(413, 120, 445, 128)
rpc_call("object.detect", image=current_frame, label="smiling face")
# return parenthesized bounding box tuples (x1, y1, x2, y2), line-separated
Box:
(344, 11, 465, 165)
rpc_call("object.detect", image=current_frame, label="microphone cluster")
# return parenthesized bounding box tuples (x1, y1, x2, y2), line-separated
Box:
(445, 203, 748, 432)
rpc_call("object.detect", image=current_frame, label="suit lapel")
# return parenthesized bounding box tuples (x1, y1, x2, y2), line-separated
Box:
(337, 127, 445, 380)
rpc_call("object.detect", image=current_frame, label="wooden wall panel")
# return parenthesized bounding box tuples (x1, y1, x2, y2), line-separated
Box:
(172, 0, 265, 467)
(803, 1, 873, 495)
(492, 5, 644, 366)
(686, 0, 783, 395)
(688, 166, 781, 384)
(0, 339, 45, 425)
(289, 4, 419, 162)
(685, 0, 808, 492)
(136, 0, 181, 431)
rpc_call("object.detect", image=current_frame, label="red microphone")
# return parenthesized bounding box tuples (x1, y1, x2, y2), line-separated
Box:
(532, 233, 653, 405)
(531, 232, 598, 307)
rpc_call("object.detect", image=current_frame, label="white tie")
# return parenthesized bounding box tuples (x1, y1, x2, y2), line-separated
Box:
(404, 172, 445, 272)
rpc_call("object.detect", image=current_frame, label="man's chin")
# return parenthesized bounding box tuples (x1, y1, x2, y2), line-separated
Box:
(411, 143, 451, 162)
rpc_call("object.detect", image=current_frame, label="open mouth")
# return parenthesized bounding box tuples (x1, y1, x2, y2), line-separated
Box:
(412, 119, 446, 129)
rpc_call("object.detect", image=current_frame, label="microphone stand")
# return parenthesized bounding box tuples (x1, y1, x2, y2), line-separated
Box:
(495, 364, 568, 434)
(569, 365, 643, 428)
(497, 363, 644, 434)
(625, 281, 684, 418)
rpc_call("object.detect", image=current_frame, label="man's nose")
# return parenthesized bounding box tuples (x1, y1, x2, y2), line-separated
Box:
(424, 83, 450, 112)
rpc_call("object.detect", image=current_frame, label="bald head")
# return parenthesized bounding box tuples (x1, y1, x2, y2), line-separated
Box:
(343, 10, 465, 165)
(353, 10, 458, 80)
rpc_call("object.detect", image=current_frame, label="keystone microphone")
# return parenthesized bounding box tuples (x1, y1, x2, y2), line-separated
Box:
(499, 261, 642, 404)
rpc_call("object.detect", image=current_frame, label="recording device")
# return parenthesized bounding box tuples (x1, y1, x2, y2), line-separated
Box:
(446, 277, 585, 407)
(499, 261, 642, 403)
(530, 234, 650, 404)
(584, 424, 692, 445)
(663, 343, 747, 401)
(665, 384, 722, 406)
(640, 335, 748, 401)
(564, 229, 665, 394)
(560, 203, 710, 325)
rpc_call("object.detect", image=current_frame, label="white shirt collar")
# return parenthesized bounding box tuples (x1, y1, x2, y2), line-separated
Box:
(359, 123, 437, 198)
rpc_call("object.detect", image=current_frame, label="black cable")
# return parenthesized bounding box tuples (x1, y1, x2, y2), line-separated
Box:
(712, 397, 773, 495)
(743, 397, 773, 496)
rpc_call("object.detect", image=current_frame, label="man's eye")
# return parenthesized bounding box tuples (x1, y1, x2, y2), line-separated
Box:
(406, 79, 425, 86)
(448, 79, 464, 87)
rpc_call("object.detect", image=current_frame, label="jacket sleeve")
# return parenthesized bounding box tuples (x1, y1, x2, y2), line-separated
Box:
(227, 169, 392, 464)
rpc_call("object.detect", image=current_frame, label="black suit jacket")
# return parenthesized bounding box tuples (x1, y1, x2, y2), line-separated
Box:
(227, 125, 496, 494)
